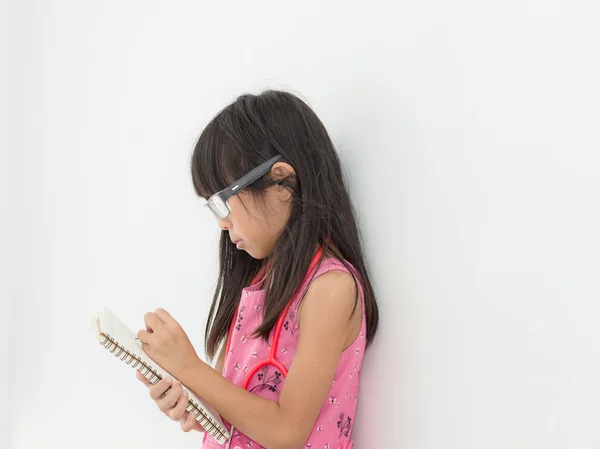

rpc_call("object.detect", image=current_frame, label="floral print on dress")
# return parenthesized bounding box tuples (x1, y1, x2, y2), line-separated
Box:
(337, 413, 352, 438)
(235, 305, 246, 331)
(249, 366, 283, 393)
(283, 309, 299, 336)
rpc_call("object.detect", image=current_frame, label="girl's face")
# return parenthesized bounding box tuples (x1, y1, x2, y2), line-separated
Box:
(216, 163, 294, 260)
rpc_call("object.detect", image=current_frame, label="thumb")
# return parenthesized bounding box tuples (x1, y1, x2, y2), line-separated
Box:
(180, 412, 197, 433)
(136, 370, 152, 387)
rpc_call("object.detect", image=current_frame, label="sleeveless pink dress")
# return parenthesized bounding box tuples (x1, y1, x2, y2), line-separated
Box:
(202, 258, 367, 449)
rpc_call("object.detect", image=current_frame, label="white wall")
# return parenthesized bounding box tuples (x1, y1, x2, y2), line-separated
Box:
(7, 1, 600, 448)
(2, 0, 12, 447)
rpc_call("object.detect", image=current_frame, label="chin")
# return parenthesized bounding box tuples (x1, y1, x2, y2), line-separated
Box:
(245, 247, 269, 260)
(247, 251, 266, 260)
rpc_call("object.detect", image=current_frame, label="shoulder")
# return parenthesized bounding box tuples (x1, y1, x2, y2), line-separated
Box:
(309, 257, 361, 300)
(308, 268, 357, 302)
(297, 264, 359, 329)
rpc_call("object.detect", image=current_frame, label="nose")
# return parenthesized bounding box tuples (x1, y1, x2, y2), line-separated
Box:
(217, 216, 231, 231)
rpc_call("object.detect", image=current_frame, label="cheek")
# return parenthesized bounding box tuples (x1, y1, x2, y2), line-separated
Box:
(233, 199, 264, 235)
(242, 221, 267, 244)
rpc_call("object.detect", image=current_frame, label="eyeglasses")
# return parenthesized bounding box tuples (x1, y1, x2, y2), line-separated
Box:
(204, 154, 283, 219)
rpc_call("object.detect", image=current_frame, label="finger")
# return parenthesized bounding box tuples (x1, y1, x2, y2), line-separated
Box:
(144, 312, 163, 332)
(179, 413, 189, 432)
(154, 308, 173, 325)
(148, 376, 173, 400)
(136, 329, 153, 344)
(157, 381, 182, 413)
(168, 388, 189, 421)
(136, 370, 152, 387)
(179, 414, 187, 430)
(141, 341, 152, 356)
(181, 410, 197, 433)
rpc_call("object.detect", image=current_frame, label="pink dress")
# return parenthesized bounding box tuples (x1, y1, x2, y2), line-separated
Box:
(202, 258, 367, 449)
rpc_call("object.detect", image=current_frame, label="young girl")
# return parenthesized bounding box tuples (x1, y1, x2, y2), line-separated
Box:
(135, 90, 379, 449)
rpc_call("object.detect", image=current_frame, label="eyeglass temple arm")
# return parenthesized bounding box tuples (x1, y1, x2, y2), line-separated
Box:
(223, 154, 283, 197)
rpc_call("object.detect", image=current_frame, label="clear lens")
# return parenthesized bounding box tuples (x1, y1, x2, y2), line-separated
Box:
(207, 195, 229, 218)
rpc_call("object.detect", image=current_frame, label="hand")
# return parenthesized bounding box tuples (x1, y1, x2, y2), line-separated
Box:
(136, 308, 201, 380)
(136, 371, 204, 432)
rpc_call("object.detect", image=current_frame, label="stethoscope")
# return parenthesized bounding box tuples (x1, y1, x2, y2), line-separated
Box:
(224, 246, 324, 449)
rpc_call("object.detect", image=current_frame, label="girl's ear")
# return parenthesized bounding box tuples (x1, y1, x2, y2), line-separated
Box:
(269, 162, 295, 203)
(270, 162, 295, 181)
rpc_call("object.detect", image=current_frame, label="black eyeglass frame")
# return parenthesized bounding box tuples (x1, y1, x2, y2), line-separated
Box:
(204, 154, 284, 219)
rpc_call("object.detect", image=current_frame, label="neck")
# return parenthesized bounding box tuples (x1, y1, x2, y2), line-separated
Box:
(258, 242, 325, 288)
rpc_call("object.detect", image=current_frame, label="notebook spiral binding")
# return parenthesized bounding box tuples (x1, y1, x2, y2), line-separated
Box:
(99, 332, 228, 443)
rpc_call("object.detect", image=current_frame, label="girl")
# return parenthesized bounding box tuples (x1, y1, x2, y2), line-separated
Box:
(135, 90, 379, 449)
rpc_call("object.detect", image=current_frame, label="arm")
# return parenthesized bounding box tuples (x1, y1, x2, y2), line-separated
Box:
(179, 271, 360, 449)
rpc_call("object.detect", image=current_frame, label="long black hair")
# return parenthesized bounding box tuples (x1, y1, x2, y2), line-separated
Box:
(191, 90, 378, 360)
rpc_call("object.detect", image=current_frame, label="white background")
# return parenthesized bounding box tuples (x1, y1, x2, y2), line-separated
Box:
(4, 1, 600, 448)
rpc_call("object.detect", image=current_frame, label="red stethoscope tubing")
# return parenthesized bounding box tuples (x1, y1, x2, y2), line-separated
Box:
(225, 247, 323, 390)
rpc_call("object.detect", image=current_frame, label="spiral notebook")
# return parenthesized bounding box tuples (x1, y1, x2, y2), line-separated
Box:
(90, 306, 229, 444)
